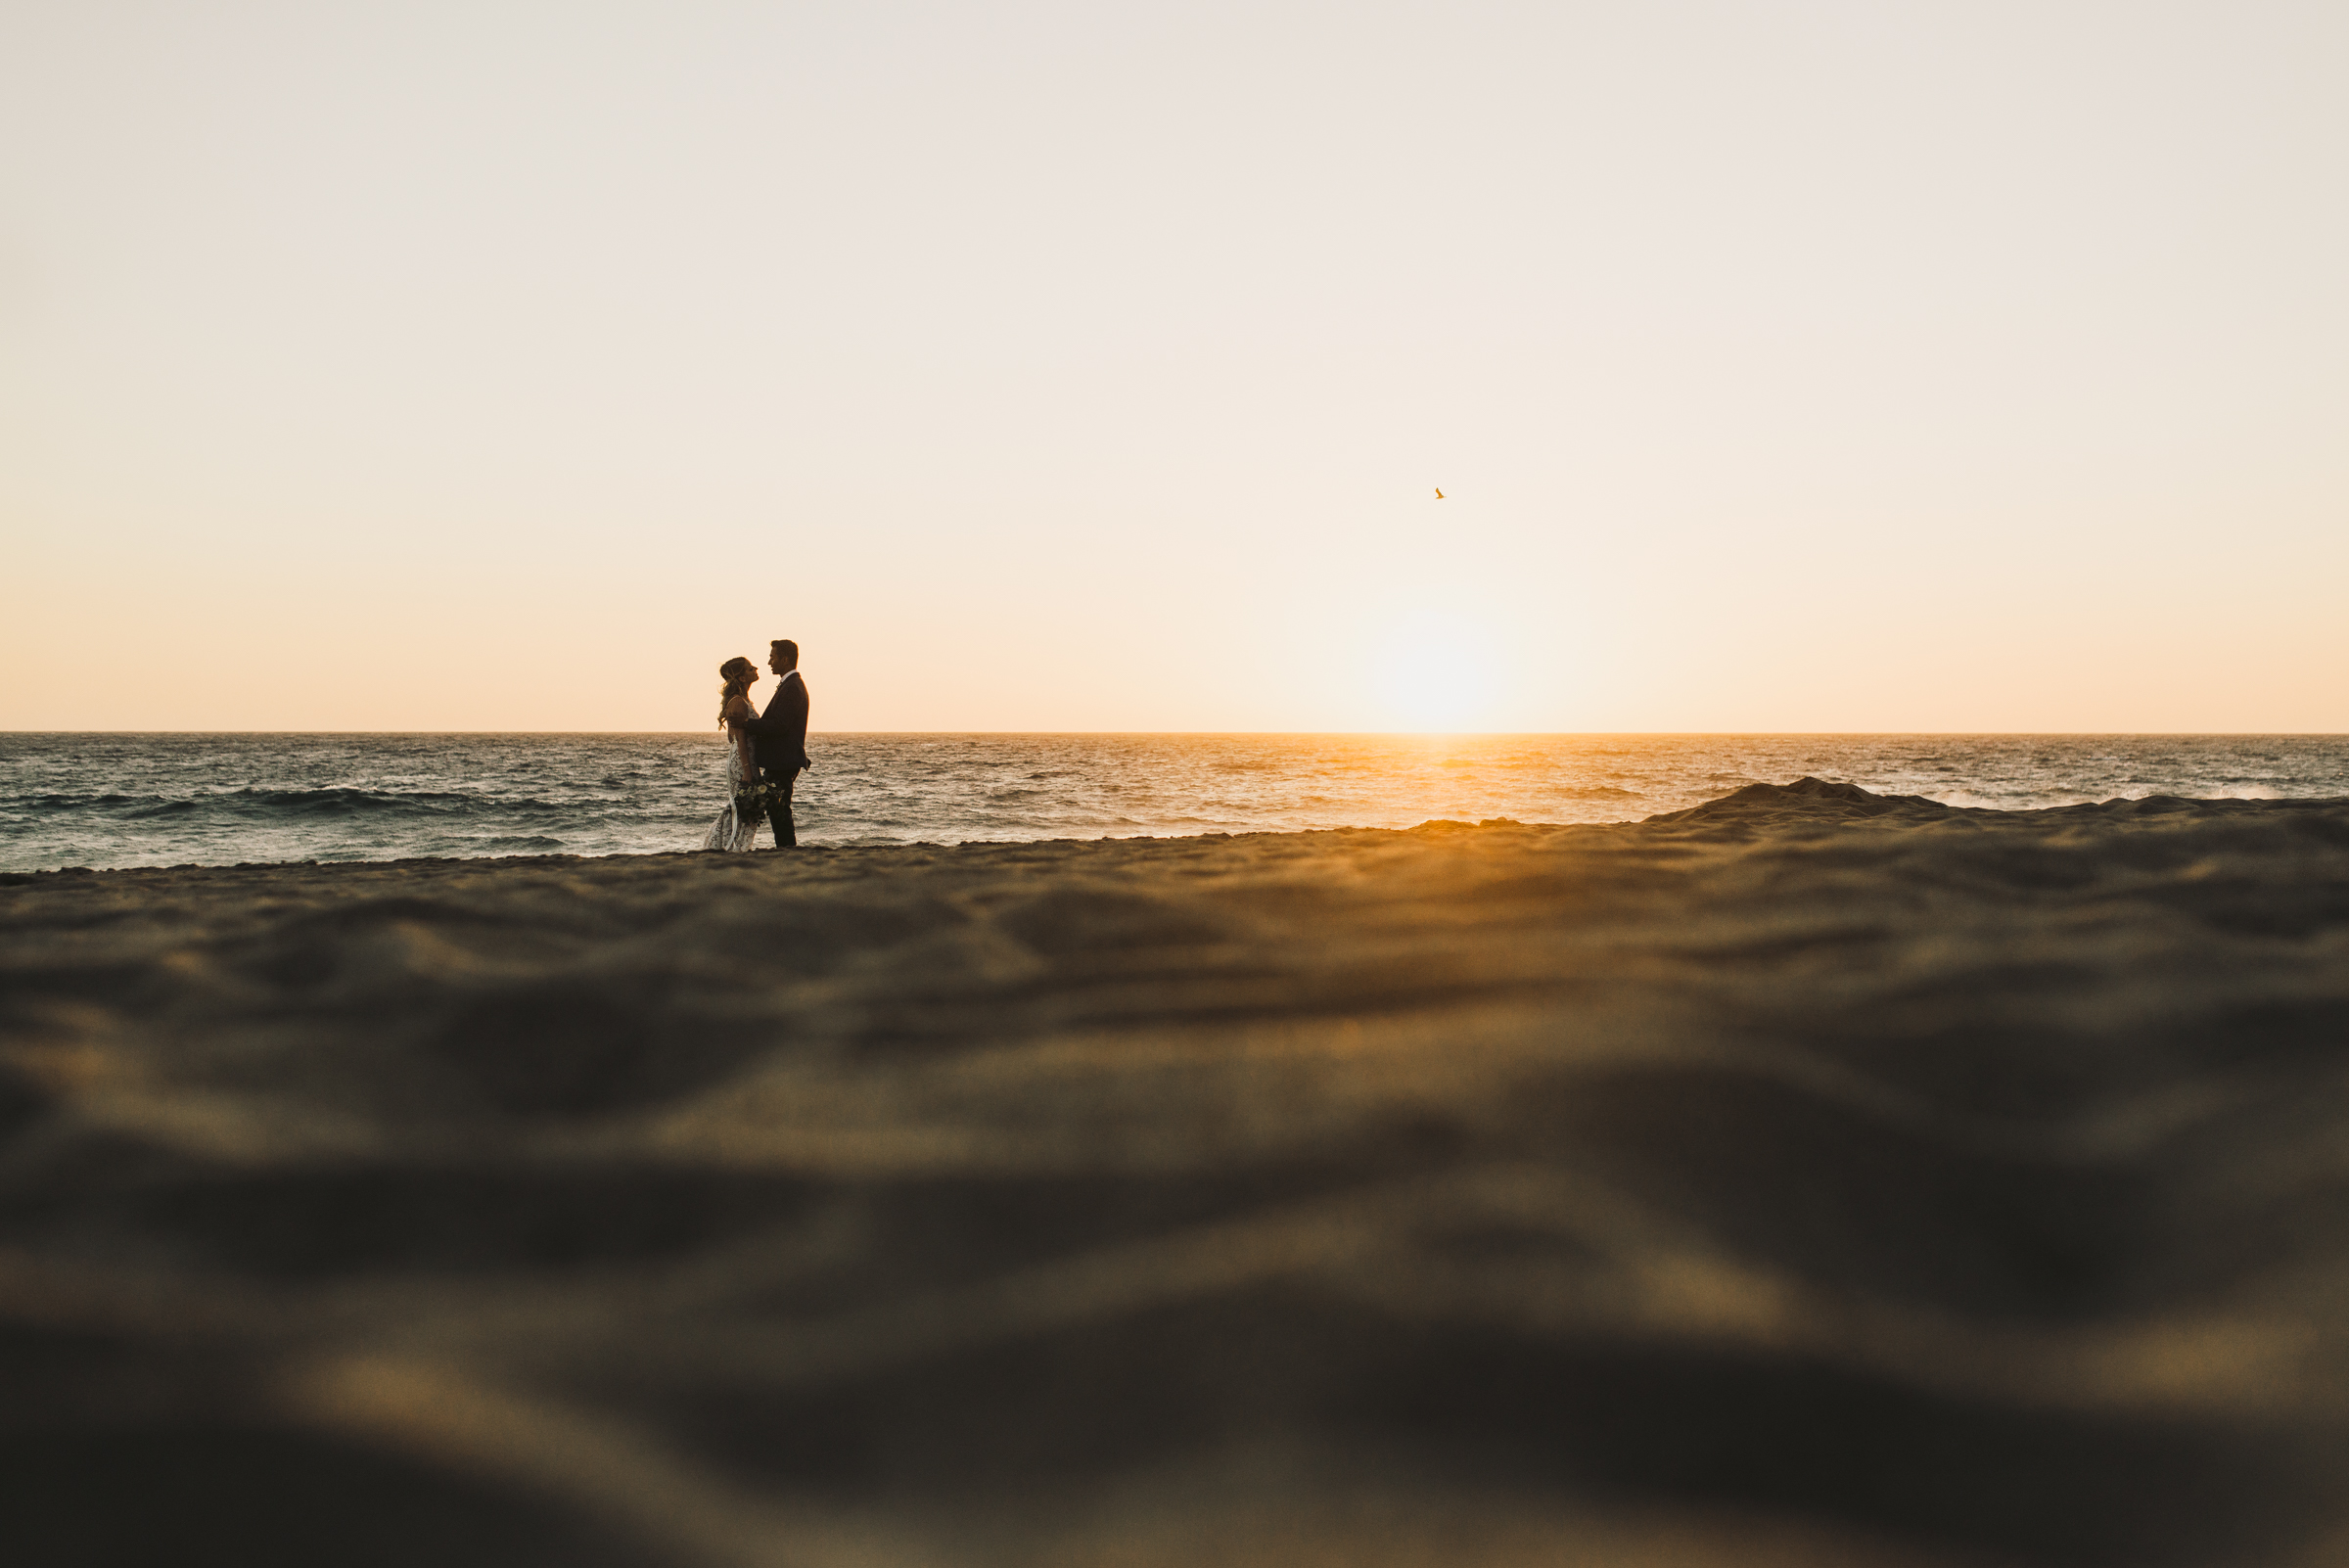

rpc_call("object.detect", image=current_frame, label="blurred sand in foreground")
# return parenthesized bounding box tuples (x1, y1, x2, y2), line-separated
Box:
(5, 778, 2348, 1567)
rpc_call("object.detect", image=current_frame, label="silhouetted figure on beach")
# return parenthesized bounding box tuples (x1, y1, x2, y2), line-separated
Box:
(704, 656, 764, 851)
(702, 640, 813, 853)
(740, 639, 812, 849)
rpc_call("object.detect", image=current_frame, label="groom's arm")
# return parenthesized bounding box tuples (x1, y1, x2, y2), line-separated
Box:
(736, 686, 802, 734)
(740, 684, 811, 766)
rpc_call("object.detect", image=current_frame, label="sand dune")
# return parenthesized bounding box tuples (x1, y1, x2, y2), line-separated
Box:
(5, 778, 2348, 1566)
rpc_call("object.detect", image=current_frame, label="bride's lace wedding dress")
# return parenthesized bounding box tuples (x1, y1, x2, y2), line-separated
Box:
(702, 728, 761, 852)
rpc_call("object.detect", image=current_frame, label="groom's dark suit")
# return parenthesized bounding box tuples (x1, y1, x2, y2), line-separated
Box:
(741, 670, 810, 848)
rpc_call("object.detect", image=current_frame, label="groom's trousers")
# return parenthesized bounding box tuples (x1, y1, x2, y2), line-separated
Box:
(761, 765, 803, 849)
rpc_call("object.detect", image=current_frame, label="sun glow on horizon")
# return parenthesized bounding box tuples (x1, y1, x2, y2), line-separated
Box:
(4, 5, 2346, 733)
(1380, 609, 1509, 732)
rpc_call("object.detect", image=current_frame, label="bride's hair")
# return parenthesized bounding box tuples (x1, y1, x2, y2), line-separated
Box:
(716, 656, 758, 725)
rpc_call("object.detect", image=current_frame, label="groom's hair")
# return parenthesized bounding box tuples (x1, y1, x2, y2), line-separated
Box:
(770, 639, 799, 663)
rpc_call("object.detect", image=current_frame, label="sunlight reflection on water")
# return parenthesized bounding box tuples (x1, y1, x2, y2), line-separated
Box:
(5, 732, 2347, 871)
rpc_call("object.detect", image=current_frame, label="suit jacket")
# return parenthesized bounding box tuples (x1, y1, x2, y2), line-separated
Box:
(744, 670, 810, 774)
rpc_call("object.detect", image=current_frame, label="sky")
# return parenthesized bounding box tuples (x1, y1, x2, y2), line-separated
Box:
(3, 0, 2344, 733)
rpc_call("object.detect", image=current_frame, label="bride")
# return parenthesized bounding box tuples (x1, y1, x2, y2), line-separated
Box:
(702, 655, 766, 852)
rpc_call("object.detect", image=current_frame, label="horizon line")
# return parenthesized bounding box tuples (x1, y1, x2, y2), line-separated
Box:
(7, 729, 2346, 740)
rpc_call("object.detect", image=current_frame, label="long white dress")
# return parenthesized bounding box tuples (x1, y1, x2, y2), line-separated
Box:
(702, 724, 762, 852)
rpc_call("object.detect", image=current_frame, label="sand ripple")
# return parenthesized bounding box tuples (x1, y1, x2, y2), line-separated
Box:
(5, 779, 2349, 1565)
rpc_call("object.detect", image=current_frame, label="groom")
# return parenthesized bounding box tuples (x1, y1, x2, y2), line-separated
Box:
(742, 638, 812, 849)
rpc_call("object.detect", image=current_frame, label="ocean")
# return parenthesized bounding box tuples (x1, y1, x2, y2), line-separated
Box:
(4, 732, 2346, 874)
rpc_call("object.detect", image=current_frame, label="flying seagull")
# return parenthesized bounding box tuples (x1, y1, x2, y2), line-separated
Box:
(1435, 488, 1445, 499)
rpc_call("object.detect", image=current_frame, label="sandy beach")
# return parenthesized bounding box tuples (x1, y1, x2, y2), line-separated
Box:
(5, 777, 2348, 1567)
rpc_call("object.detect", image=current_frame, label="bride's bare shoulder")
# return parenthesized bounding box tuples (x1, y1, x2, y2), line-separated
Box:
(721, 694, 756, 724)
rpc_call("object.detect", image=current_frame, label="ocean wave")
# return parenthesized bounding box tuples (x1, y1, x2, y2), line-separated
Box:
(8, 735, 2349, 873)
(7, 787, 569, 820)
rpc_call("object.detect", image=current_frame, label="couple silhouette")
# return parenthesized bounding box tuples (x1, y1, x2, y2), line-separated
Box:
(704, 640, 811, 852)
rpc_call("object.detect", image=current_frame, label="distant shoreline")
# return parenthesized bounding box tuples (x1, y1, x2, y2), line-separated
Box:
(9, 728, 2349, 737)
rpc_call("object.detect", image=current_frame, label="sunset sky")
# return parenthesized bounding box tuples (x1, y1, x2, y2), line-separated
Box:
(5, 1, 2344, 733)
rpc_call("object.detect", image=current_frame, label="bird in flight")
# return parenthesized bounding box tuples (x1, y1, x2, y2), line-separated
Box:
(1435, 488, 1445, 499)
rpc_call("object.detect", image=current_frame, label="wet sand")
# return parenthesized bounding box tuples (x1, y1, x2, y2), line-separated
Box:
(5, 777, 2348, 1567)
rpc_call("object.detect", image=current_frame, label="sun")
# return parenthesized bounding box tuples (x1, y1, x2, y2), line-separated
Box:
(1381, 610, 1504, 730)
